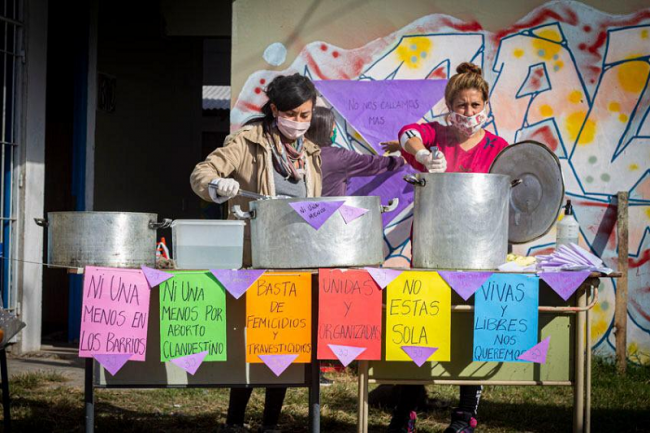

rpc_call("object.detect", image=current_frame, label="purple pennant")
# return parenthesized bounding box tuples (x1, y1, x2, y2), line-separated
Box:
(339, 205, 369, 224)
(364, 267, 403, 289)
(170, 351, 208, 375)
(401, 346, 438, 367)
(328, 344, 366, 367)
(94, 353, 133, 376)
(438, 271, 493, 301)
(259, 354, 299, 377)
(314, 79, 448, 154)
(141, 266, 173, 288)
(289, 200, 345, 230)
(538, 271, 591, 301)
(517, 337, 551, 364)
(210, 269, 266, 299)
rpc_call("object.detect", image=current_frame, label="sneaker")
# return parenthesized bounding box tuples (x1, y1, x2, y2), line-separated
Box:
(320, 375, 334, 387)
(443, 409, 478, 433)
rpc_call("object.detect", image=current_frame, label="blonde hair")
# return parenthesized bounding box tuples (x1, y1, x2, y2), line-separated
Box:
(444, 62, 489, 108)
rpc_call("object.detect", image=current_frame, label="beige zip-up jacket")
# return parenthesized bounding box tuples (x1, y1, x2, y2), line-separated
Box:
(190, 121, 322, 266)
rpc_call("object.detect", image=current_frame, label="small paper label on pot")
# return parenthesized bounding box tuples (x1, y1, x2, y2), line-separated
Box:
(289, 200, 345, 230)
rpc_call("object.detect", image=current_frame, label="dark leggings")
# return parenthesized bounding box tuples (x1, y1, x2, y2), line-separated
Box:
(226, 387, 287, 427)
(389, 384, 482, 428)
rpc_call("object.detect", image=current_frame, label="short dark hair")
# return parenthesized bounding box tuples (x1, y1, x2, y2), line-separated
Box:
(306, 106, 335, 147)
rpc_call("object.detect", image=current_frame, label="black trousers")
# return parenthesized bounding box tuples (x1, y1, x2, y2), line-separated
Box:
(226, 387, 287, 427)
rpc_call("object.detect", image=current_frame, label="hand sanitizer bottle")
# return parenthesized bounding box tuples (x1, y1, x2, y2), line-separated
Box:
(556, 200, 579, 249)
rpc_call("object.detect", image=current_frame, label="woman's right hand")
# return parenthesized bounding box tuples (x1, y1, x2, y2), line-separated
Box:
(415, 149, 447, 173)
(380, 140, 401, 154)
(208, 178, 240, 202)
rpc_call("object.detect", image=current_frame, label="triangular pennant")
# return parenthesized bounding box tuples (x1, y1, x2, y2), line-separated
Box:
(141, 266, 173, 288)
(328, 344, 367, 367)
(210, 269, 266, 299)
(170, 351, 209, 375)
(438, 271, 493, 301)
(314, 79, 447, 154)
(94, 353, 133, 376)
(289, 201, 345, 230)
(517, 337, 551, 364)
(538, 271, 591, 301)
(339, 205, 369, 224)
(401, 346, 438, 367)
(364, 267, 403, 289)
(259, 354, 299, 377)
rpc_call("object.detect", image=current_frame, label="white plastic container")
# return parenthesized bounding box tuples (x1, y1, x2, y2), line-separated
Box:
(171, 220, 246, 269)
(556, 200, 580, 249)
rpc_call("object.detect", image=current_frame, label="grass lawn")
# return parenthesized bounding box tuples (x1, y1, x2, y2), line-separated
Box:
(2, 359, 649, 432)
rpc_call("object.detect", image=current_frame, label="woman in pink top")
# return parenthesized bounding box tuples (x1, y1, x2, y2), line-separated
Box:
(389, 63, 508, 433)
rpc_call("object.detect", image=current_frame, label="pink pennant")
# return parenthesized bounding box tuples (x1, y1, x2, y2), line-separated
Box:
(328, 344, 366, 367)
(94, 353, 133, 376)
(438, 271, 493, 300)
(170, 351, 208, 375)
(538, 271, 591, 301)
(517, 337, 551, 364)
(259, 354, 299, 377)
(339, 205, 369, 224)
(364, 267, 403, 289)
(289, 200, 345, 230)
(210, 269, 266, 299)
(141, 266, 173, 288)
(401, 346, 438, 367)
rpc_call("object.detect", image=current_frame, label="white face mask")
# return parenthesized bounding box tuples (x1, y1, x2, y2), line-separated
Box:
(448, 105, 489, 137)
(276, 115, 311, 141)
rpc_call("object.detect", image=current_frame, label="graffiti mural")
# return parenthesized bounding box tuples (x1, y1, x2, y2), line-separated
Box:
(232, 2, 650, 363)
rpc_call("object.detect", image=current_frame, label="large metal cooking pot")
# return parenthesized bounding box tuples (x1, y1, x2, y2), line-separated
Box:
(405, 173, 520, 270)
(232, 196, 398, 269)
(34, 212, 171, 268)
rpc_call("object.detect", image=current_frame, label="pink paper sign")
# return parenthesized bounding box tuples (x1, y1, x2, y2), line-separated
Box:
(538, 271, 591, 301)
(328, 344, 367, 367)
(259, 354, 299, 377)
(170, 351, 209, 375)
(339, 205, 369, 224)
(401, 346, 438, 367)
(289, 200, 345, 230)
(141, 266, 173, 288)
(94, 353, 133, 376)
(364, 267, 403, 289)
(517, 337, 551, 364)
(210, 269, 266, 299)
(438, 271, 493, 301)
(79, 267, 151, 362)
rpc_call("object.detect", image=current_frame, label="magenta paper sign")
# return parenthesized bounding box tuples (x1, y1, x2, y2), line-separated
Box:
(314, 79, 448, 154)
(538, 271, 591, 301)
(401, 346, 438, 367)
(141, 266, 173, 288)
(210, 269, 266, 299)
(259, 354, 299, 377)
(289, 200, 345, 230)
(328, 344, 366, 367)
(94, 353, 133, 376)
(438, 271, 493, 301)
(364, 267, 403, 289)
(170, 351, 209, 375)
(79, 267, 151, 362)
(518, 337, 551, 364)
(339, 205, 369, 224)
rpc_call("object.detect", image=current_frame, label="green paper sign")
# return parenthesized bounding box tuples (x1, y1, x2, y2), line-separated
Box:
(159, 271, 227, 362)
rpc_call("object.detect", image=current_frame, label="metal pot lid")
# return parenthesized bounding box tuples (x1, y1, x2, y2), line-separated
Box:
(489, 140, 565, 244)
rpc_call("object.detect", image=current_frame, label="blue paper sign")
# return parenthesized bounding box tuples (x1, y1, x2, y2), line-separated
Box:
(473, 274, 539, 362)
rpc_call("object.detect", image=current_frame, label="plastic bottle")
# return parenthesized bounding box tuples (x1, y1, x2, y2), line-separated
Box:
(556, 200, 580, 249)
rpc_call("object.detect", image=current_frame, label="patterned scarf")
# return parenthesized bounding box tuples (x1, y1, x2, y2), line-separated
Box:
(268, 123, 306, 181)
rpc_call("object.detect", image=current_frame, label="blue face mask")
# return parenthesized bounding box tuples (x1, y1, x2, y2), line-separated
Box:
(331, 127, 337, 144)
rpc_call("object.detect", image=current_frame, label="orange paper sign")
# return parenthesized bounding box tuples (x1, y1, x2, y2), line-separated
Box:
(246, 272, 312, 363)
(317, 269, 382, 360)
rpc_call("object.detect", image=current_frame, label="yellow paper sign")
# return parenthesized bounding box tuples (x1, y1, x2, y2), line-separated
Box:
(386, 271, 451, 362)
(245, 272, 312, 363)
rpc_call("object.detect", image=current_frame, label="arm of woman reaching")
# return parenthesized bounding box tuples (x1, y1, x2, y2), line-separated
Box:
(344, 149, 406, 179)
(398, 123, 447, 173)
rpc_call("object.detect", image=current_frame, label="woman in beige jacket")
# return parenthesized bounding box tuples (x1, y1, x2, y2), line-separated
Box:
(190, 73, 321, 433)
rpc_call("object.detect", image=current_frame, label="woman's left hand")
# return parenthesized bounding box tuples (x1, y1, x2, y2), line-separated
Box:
(380, 140, 401, 154)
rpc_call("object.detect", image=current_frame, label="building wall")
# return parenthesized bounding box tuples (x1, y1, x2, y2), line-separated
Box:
(232, 0, 650, 363)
